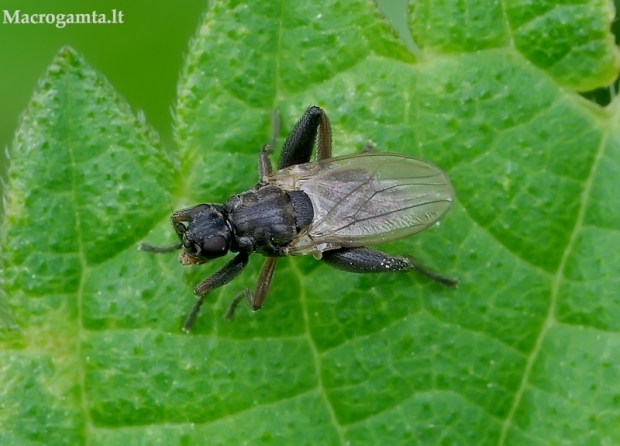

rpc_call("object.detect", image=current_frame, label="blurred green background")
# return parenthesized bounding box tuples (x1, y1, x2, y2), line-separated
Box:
(0, 0, 617, 216)
(0, 0, 207, 214)
(0, 0, 413, 216)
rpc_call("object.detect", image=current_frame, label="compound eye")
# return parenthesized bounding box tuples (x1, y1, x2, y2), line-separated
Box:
(201, 236, 228, 257)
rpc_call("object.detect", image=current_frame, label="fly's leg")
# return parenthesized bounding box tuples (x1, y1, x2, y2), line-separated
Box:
(257, 109, 281, 181)
(258, 145, 273, 181)
(224, 289, 251, 320)
(183, 252, 250, 332)
(321, 247, 457, 287)
(270, 108, 280, 149)
(248, 257, 278, 310)
(224, 257, 278, 319)
(278, 106, 333, 169)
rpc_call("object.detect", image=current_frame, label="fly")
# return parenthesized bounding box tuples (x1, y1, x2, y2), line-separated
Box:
(141, 106, 457, 331)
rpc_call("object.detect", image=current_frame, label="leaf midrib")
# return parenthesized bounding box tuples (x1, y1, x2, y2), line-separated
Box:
(63, 67, 94, 439)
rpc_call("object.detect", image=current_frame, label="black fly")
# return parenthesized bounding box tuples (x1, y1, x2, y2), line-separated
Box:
(141, 106, 457, 331)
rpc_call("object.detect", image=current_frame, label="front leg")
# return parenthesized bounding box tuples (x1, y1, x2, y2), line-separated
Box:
(183, 252, 250, 332)
(278, 106, 333, 169)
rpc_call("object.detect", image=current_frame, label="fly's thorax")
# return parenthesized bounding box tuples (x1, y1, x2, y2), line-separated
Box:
(225, 185, 299, 256)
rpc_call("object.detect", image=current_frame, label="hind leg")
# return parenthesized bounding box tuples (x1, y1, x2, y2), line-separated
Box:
(321, 247, 457, 286)
(278, 106, 332, 169)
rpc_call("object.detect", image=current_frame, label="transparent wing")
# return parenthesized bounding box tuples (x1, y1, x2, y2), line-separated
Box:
(270, 153, 454, 255)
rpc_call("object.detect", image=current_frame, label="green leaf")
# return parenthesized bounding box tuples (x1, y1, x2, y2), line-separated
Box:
(1, 0, 619, 445)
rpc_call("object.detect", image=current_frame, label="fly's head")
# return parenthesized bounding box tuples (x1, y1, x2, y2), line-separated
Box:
(172, 204, 231, 265)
